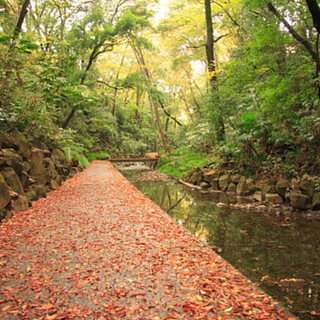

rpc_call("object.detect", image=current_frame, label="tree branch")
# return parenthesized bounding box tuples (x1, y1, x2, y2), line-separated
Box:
(305, 0, 320, 34)
(268, 2, 318, 62)
(12, 0, 31, 39)
(214, 34, 228, 42)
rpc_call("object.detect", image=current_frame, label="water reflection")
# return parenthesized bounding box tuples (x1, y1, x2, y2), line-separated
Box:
(120, 168, 320, 320)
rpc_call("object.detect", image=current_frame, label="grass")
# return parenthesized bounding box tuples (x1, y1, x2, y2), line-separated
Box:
(88, 151, 110, 162)
(157, 148, 215, 178)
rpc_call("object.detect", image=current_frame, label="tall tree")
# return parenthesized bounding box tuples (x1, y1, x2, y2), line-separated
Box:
(268, 1, 320, 97)
(204, 0, 225, 142)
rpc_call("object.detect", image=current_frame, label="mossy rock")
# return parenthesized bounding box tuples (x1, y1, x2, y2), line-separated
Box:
(289, 192, 312, 209)
(312, 192, 320, 210)
(30, 150, 47, 185)
(227, 182, 237, 194)
(276, 179, 290, 198)
(246, 178, 257, 193)
(265, 193, 283, 204)
(12, 195, 29, 212)
(0, 173, 11, 209)
(1, 167, 24, 194)
(1, 132, 31, 159)
(236, 181, 247, 196)
(299, 179, 315, 196)
(219, 175, 230, 191)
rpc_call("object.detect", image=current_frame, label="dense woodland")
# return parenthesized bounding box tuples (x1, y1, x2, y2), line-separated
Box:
(1, 0, 320, 177)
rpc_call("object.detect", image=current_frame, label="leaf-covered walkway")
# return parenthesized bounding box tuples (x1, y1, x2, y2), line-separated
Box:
(0, 161, 296, 320)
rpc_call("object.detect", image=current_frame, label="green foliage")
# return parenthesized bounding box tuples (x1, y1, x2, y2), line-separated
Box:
(88, 152, 110, 161)
(1, 0, 320, 178)
(157, 148, 212, 178)
(177, 119, 214, 152)
(116, 2, 152, 36)
(55, 129, 88, 161)
(71, 152, 89, 167)
(121, 137, 148, 156)
(315, 179, 320, 193)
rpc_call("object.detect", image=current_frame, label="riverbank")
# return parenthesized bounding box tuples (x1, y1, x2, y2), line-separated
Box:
(120, 165, 320, 319)
(0, 161, 296, 319)
(156, 148, 320, 212)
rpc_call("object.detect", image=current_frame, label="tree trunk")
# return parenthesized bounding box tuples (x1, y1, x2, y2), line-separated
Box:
(205, 0, 216, 80)
(7, 0, 31, 53)
(268, 3, 318, 62)
(131, 44, 171, 154)
(305, 0, 320, 34)
(204, 0, 225, 142)
(13, 0, 31, 40)
(268, 2, 320, 98)
(63, 44, 101, 128)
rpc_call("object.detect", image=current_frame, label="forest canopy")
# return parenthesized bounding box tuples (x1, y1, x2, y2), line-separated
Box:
(0, 0, 319, 175)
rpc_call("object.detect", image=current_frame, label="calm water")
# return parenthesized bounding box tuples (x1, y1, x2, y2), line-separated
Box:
(120, 167, 320, 320)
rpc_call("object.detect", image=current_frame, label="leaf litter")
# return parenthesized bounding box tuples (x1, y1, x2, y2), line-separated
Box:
(0, 161, 297, 320)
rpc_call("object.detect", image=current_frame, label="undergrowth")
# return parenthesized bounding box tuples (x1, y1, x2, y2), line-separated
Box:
(157, 148, 217, 178)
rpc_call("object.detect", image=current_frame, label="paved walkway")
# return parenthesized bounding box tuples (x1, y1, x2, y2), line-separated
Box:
(0, 161, 296, 319)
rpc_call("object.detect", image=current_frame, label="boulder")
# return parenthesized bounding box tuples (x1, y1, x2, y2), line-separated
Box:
(289, 192, 312, 209)
(19, 171, 30, 189)
(231, 174, 242, 183)
(199, 181, 210, 189)
(1, 167, 24, 194)
(71, 158, 80, 167)
(26, 189, 38, 202)
(261, 184, 276, 200)
(188, 168, 203, 185)
(52, 149, 67, 165)
(246, 178, 257, 193)
(299, 178, 315, 196)
(253, 191, 263, 202)
(32, 141, 50, 153)
(203, 169, 218, 178)
(56, 165, 70, 178)
(49, 179, 60, 190)
(312, 192, 320, 210)
(69, 167, 79, 177)
(0, 209, 7, 220)
(276, 179, 290, 198)
(227, 182, 236, 194)
(210, 178, 220, 190)
(23, 160, 31, 173)
(1, 132, 31, 159)
(236, 181, 247, 196)
(29, 149, 47, 184)
(33, 184, 47, 199)
(0, 149, 24, 174)
(0, 173, 11, 209)
(43, 158, 58, 180)
(219, 175, 230, 191)
(265, 193, 283, 204)
(12, 195, 29, 212)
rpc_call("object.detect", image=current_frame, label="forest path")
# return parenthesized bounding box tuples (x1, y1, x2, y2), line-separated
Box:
(0, 161, 296, 320)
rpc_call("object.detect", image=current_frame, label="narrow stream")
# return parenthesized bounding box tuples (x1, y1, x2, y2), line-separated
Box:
(119, 166, 320, 320)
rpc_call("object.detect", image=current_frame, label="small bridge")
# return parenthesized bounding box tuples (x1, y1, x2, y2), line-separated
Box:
(109, 158, 158, 163)
(108, 157, 159, 168)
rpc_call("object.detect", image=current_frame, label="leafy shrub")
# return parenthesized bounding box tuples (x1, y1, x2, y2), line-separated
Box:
(88, 152, 110, 161)
(157, 148, 214, 178)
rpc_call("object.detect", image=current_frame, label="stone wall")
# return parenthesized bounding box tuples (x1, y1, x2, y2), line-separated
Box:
(185, 168, 320, 210)
(0, 132, 83, 220)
